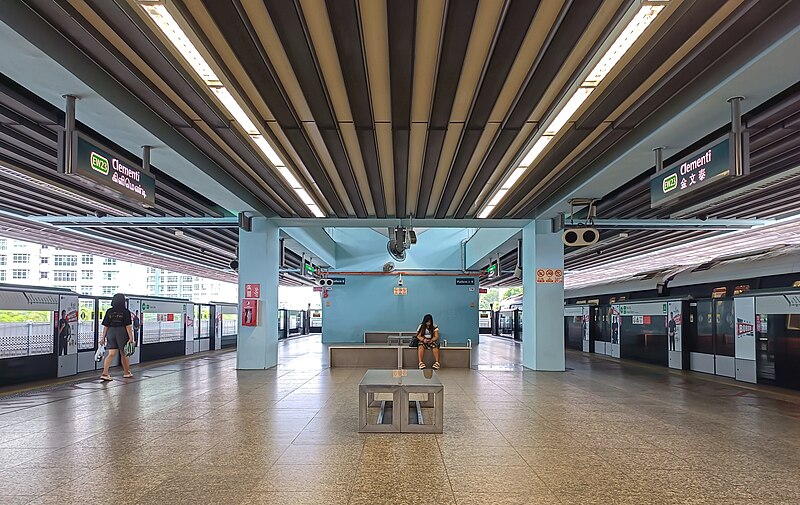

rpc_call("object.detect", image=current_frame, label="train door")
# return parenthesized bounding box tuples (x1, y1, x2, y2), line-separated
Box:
(593, 305, 611, 355)
(309, 309, 322, 333)
(193, 304, 211, 352)
(185, 302, 195, 355)
(689, 298, 735, 378)
(278, 309, 287, 339)
(76, 298, 98, 373)
(127, 298, 142, 365)
(563, 306, 585, 351)
(57, 293, 79, 378)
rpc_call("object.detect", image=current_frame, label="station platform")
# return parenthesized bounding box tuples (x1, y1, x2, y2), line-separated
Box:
(1, 335, 799, 504)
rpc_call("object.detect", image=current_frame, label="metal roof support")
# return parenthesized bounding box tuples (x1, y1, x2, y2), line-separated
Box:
(30, 215, 238, 228)
(268, 218, 531, 229)
(591, 218, 771, 230)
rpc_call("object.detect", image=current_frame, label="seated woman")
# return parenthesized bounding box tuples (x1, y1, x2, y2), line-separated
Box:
(416, 313, 440, 370)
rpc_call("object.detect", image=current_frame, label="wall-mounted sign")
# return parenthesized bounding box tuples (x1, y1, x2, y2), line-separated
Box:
(393, 287, 408, 295)
(455, 277, 475, 285)
(536, 268, 564, 284)
(650, 136, 734, 208)
(245, 283, 261, 298)
(479, 288, 488, 294)
(313, 286, 323, 292)
(330, 277, 346, 285)
(70, 133, 156, 206)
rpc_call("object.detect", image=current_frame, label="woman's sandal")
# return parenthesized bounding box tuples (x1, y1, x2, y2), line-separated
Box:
(418, 362, 426, 369)
(100, 375, 113, 381)
(432, 362, 441, 370)
(123, 372, 133, 378)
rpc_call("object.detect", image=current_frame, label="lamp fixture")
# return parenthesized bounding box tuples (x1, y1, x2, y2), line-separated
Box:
(139, 1, 325, 218)
(478, 3, 666, 218)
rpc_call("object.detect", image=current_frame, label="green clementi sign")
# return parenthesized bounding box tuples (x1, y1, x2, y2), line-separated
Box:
(72, 134, 156, 207)
(650, 137, 732, 208)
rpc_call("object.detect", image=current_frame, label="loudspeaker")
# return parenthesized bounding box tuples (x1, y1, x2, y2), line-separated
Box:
(562, 227, 600, 247)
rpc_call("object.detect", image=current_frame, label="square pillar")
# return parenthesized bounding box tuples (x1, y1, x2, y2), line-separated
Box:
(522, 220, 565, 371)
(237, 217, 279, 369)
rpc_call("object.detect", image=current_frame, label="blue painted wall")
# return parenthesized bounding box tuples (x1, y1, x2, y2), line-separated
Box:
(331, 228, 470, 271)
(321, 274, 478, 344)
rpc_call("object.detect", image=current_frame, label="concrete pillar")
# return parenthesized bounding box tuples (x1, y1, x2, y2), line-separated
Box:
(522, 220, 565, 371)
(237, 217, 279, 369)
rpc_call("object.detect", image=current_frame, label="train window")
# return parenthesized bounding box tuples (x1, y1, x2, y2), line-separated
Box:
(733, 285, 750, 295)
(711, 287, 727, 298)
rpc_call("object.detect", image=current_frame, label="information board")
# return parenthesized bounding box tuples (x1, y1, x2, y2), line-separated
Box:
(650, 136, 732, 207)
(71, 133, 156, 206)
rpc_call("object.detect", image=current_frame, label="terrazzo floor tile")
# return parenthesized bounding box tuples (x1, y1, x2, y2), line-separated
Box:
(2, 335, 800, 504)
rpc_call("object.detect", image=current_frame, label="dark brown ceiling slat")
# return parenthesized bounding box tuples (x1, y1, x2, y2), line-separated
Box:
(262, 0, 367, 217)
(194, 0, 347, 217)
(416, 0, 479, 218)
(326, 0, 386, 217)
(435, 0, 541, 218)
(387, 0, 416, 218)
(507, 0, 750, 217)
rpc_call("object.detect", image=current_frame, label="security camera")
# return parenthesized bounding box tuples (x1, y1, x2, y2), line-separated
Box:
(316, 278, 333, 287)
(229, 259, 239, 271)
(397, 274, 404, 287)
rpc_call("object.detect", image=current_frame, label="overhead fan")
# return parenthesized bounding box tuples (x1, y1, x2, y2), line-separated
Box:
(383, 262, 395, 273)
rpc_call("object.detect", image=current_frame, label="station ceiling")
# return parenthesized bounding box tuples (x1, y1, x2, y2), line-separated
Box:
(9, 0, 787, 220)
(1, 1, 800, 283)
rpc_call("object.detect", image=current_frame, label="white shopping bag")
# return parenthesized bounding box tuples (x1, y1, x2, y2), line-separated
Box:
(94, 345, 106, 362)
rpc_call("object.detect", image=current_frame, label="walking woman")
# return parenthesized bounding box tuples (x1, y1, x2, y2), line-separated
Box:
(416, 313, 441, 370)
(99, 293, 135, 381)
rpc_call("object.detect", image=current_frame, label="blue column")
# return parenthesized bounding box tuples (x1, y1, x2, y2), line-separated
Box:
(237, 217, 279, 369)
(522, 220, 565, 371)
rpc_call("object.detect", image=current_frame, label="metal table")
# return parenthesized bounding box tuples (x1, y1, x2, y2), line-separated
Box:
(358, 369, 444, 434)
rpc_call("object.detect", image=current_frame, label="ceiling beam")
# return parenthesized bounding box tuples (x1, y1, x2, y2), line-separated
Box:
(268, 218, 532, 228)
(31, 215, 238, 228)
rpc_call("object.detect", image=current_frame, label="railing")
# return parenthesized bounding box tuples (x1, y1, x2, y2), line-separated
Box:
(142, 321, 183, 344)
(77, 321, 95, 351)
(221, 319, 237, 336)
(0, 322, 54, 358)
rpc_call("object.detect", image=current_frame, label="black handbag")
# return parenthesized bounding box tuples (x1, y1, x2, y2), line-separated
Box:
(409, 335, 419, 347)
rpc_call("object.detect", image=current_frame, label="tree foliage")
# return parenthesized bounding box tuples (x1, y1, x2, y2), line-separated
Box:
(501, 286, 523, 300)
(479, 289, 499, 310)
(0, 310, 52, 323)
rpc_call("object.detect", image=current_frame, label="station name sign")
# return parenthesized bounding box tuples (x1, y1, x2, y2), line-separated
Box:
(650, 136, 731, 208)
(70, 134, 156, 207)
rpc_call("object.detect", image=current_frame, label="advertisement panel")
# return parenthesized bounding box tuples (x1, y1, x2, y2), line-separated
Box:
(667, 301, 682, 353)
(734, 297, 756, 360)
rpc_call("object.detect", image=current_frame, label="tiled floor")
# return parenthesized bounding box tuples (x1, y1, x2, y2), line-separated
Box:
(1, 335, 800, 504)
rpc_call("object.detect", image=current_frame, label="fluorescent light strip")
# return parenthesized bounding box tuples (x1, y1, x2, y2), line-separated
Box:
(544, 87, 593, 136)
(520, 136, 553, 167)
(141, 4, 220, 86)
(501, 167, 527, 190)
(140, 3, 325, 218)
(209, 87, 259, 135)
(251, 135, 284, 166)
(583, 5, 664, 86)
(479, 4, 666, 218)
